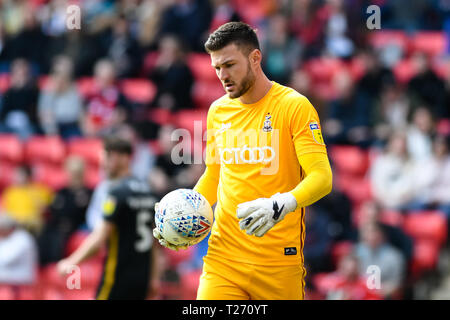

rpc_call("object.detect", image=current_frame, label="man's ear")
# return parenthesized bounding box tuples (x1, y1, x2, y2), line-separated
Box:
(249, 49, 261, 66)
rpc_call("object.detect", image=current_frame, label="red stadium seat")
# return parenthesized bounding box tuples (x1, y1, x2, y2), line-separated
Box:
(120, 79, 156, 105)
(38, 75, 51, 90)
(0, 285, 14, 300)
(163, 246, 194, 269)
(32, 163, 68, 190)
(437, 119, 450, 136)
(78, 259, 103, 289)
(76, 77, 96, 98)
(149, 107, 174, 126)
(313, 272, 344, 295)
(330, 241, 354, 267)
(403, 211, 447, 246)
(0, 161, 17, 190)
(304, 57, 345, 83)
(379, 210, 404, 227)
(174, 109, 208, 134)
(40, 263, 67, 289)
(68, 138, 103, 168)
(368, 30, 409, 52)
(0, 134, 23, 164)
(336, 175, 372, 207)
(192, 80, 224, 109)
(347, 57, 366, 81)
(411, 32, 446, 57)
(65, 230, 90, 256)
(410, 239, 441, 277)
(142, 51, 159, 75)
(330, 145, 369, 176)
(0, 73, 10, 93)
(231, 0, 268, 24)
(187, 53, 216, 82)
(393, 58, 418, 84)
(25, 135, 66, 165)
(149, 140, 163, 156)
(180, 269, 202, 300)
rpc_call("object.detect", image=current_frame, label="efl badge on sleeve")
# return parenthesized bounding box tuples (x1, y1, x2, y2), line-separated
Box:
(102, 196, 117, 216)
(309, 122, 325, 145)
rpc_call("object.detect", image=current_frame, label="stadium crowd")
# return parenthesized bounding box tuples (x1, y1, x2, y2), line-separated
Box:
(0, 0, 450, 300)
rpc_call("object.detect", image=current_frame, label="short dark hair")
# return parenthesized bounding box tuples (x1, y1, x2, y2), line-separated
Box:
(104, 136, 133, 155)
(204, 22, 260, 54)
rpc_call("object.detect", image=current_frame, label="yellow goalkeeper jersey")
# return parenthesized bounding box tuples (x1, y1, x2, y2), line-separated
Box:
(195, 81, 327, 266)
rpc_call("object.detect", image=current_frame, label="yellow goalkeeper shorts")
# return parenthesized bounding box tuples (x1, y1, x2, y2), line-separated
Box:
(196, 255, 305, 300)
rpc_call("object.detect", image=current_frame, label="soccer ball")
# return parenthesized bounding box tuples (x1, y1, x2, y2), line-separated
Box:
(155, 189, 213, 246)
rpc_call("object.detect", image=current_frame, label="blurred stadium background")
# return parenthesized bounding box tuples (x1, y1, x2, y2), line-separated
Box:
(0, 0, 450, 300)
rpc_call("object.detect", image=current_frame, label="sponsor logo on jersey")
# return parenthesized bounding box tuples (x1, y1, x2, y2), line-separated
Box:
(218, 145, 275, 164)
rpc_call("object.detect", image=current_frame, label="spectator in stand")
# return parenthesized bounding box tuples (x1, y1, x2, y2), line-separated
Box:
(38, 55, 84, 140)
(148, 124, 189, 198)
(209, 0, 242, 33)
(100, 14, 142, 78)
(355, 222, 406, 299)
(313, 176, 354, 242)
(356, 201, 413, 261)
(406, 106, 435, 161)
(370, 132, 421, 211)
(261, 13, 302, 85)
(357, 50, 396, 102)
(0, 58, 40, 140)
(3, 8, 47, 69)
(106, 124, 156, 182)
(158, 0, 213, 52)
(149, 35, 194, 111)
(373, 83, 410, 146)
(0, 214, 37, 285)
(137, 0, 171, 50)
(83, 59, 130, 137)
(323, 70, 372, 147)
(37, 157, 92, 266)
(324, 0, 355, 58)
(408, 52, 446, 119)
(289, 0, 329, 59)
(0, 166, 53, 234)
(326, 254, 381, 300)
(303, 205, 333, 276)
(413, 135, 450, 217)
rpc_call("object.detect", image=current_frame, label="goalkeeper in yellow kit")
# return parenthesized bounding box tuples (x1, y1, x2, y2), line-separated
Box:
(153, 22, 333, 300)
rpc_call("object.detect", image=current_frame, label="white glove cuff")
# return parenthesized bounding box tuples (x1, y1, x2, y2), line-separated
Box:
(271, 192, 298, 213)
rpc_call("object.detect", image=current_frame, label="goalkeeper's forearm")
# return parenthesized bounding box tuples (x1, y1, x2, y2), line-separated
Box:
(289, 152, 333, 209)
(193, 164, 220, 206)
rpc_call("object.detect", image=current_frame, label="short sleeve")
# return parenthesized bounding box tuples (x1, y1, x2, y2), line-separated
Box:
(289, 96, 327, 157)
(101, 190, 123, 224)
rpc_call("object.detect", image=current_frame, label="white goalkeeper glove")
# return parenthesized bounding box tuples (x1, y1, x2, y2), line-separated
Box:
(236, 192, 297, 237)
(152, 202, 189, 251)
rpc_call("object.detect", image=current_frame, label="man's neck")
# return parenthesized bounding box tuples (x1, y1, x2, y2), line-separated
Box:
(111, 169, 131, 181)
(239, 73, 273, 105)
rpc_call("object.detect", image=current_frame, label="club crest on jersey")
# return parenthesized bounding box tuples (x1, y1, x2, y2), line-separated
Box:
(309, 121, 325, 145)
(263, 113, 272, 132)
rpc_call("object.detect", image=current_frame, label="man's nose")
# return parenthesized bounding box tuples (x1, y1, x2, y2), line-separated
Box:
(218, 69, 229, 82)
